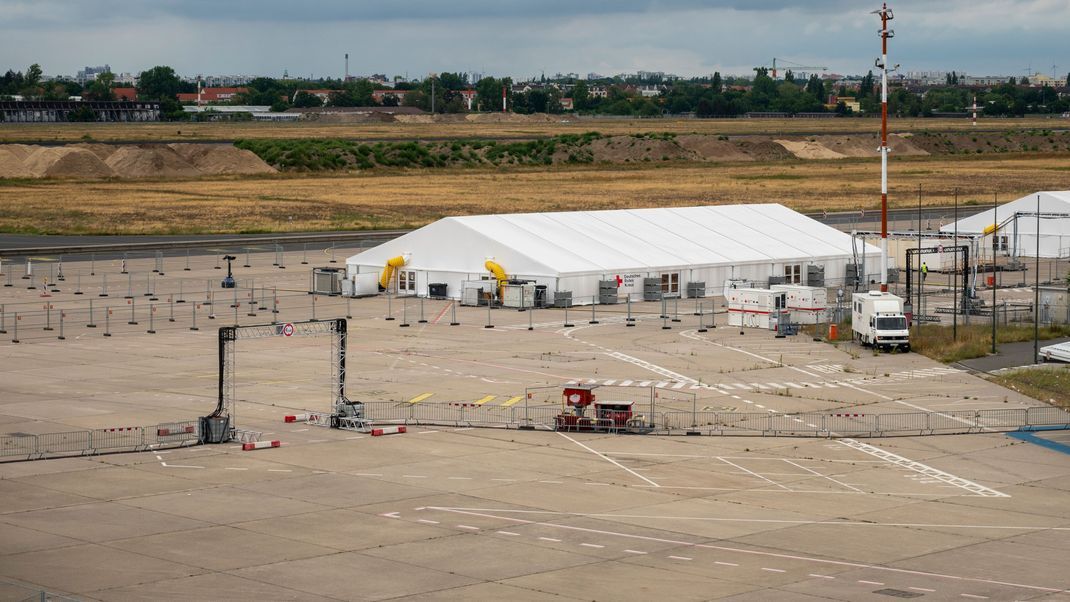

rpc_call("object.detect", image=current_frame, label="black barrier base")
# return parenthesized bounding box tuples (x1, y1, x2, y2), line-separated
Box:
(199, 415, 231, 444)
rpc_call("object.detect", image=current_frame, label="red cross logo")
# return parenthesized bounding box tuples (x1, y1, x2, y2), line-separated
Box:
(615, 275, 623, 287)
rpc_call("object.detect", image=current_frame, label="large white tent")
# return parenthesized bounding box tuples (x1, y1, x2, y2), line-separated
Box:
(347, 204, 881, 302)
(939, 191, 1070, 259)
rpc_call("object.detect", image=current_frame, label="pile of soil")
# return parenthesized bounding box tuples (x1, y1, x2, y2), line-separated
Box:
(23, 147, 115, 178)
(0, 143, 276, 179)
(588, 136, 694, 163)
(674, 135, 753, 162)
(774, 139, 848, 160)
(169, 144, 277, 175)
(106, 145, 202, 178)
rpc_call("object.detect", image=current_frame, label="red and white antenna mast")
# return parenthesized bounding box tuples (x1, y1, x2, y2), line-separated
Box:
(873, 3, 894, 293)
(969, 95, 982, 126)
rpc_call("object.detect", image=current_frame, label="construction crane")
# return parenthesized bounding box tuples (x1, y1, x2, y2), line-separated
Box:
(758, 58, 829, 81)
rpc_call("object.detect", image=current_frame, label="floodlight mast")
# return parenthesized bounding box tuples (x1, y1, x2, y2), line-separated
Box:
(874, 3, 894, 293)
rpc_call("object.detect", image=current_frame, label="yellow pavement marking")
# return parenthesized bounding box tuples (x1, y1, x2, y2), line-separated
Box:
(473, 395, 497, 406)
(501, 396, 524, 407)
(407, 393, 434, 404)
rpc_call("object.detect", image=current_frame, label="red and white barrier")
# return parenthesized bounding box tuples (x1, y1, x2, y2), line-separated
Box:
(157, 425, 196, 436)
(242, 440, 281, 451)
(830, 413, 866, 418)
(284, 414, 309, 423)
(371, 426, 407, 436)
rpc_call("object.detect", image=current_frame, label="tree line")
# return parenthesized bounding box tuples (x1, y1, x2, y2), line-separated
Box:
(3, 62, 1069, 120)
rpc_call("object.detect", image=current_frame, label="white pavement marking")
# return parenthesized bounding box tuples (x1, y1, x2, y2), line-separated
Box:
(762, 567, 787, 573)
(555, 431, 660, 487)
(716, 561, 739, 567)
(839, 439, 1009, 498)
(539, 537, 562, 542)
(668, 555, 693, 561)
(909, 587, 936, 592)
(424, 507, 1070, 533)
(457, 525, 479, 530)
(580, 543, 605, 548)
(782, 459, 864, 493)
(858, 580, 885, 586)
(417, 519, 440, 524)
(718, 457, 791, 491)
(624, 549, 648, 555)
(497, 531, 520, 536)
(810, 574, 835, 579)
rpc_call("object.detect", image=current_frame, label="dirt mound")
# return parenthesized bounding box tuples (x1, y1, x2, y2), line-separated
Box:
(674, 135, 754, 162)
(774, 139, 848, 160)
(588, 136, 694, 163)
(736, 140, 796, 161)
(105, 145, 201, 178)
(23, 147, 116, 178)
(169, 143, 277, 175)
(0, 148, 32, 178)
(2, 144, 37, 161)
(70, 143, 119, 161)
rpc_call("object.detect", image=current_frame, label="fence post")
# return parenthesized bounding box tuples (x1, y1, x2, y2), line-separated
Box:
(311, 292, 318, 322)
(58, 310, 65, 340)
(450, 300, 459, 326)
(75, 273, 83, 295)
(169, 295, 176, 322)
(400, 296, 410, 327)
(149, 274, 158, 301)
(301, 243, 309, 265)
(528, 304, 534, 330)
(126, 271, 133, 299)
(330, 244, 337, 264)
(385, 291, 395, 321)
(0, 304, 5, 334)
(233, 300, 239, 326)
(12, 311, 18, 343)
(418, 296, 427, 323)
(209, 292, 216, 320)
(100, 273, 108, 297)
(90, 252, 96, 275)
(128, 297, 138, 325)
(184, 249, 191, 271)
(148, 304, 156, 334)
(589, 297, 599, 324)
(190, 302, 199, 331)
(243, 247, 251, 268)
(87, 299, 96, 328)
(563, 303, 573, 328)
(176, 280, 185, 304)
(24, 258, 32, 280)
(672, 297, 681, 322)
(626, 295, 635, 327)
(4, 267, 11, 287)
(104, 308, 111, 337)
(697, 301, 707, 333)
(346, 295, 352, 319)
(44, 303, 53, 331)
(272, 287, 279, 314)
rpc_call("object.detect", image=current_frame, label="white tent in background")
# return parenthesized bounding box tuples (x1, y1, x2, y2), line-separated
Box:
(939, 191, 1070, 259)
(346, 204, 881, 303)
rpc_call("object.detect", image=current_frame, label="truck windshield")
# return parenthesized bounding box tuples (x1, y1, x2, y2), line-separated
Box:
(876, 317, 907, 330)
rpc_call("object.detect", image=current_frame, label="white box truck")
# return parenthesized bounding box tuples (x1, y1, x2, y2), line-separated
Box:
(770, 284, 827, 324)
(851, 291, 910, 351)
(728, 288, 786, 329)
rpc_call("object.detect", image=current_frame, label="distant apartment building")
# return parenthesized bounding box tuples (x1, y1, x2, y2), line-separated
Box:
(76, 65, 111, 84)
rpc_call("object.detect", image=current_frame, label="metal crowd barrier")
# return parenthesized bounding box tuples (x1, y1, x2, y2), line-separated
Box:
(0, 419, 201, 462)
(356, 402, 1070, 438)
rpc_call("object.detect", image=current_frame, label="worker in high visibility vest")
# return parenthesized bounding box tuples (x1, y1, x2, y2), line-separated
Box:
(921, 261, 928, 282)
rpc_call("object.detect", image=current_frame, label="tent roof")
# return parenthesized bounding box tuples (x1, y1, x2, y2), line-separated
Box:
(939, 191, 1070, 235)
(348, 203, 880, 276)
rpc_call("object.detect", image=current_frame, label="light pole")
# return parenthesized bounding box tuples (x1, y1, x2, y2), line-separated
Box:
(873, 3, 895, 293)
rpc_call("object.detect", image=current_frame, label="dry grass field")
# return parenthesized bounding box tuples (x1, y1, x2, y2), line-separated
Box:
(1, 116, 1066, 144)
(2, 152, 1067, 234)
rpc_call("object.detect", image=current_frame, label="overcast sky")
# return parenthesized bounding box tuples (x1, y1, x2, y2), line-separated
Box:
(2, 0, 1067, 80)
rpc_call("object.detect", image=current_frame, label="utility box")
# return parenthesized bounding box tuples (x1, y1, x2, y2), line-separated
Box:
(771, 284, 827, 324)
(643, 277, 662, 301)
(428, 282, 448, 299)
(886, 267, 900, 284)
(727, 288, 786, 329)
(767, 275, 786, 287)
(554, 291, 573, 308)
(461, 280, 494, 306)
(502, 283, 535, 308)
(311, 267, 344, 295)
(343, 272, 379, 298)
(598, 280, 619, 305)
(686, 281, 706, 298)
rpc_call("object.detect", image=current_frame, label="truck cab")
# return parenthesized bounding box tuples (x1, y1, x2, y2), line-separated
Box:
(852, 291, 910, 351)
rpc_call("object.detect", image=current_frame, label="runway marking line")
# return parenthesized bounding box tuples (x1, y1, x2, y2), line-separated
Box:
(501, 395, 524, 407)
(473, 395, 496, 406)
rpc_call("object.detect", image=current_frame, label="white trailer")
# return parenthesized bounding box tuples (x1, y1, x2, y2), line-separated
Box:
(728, 288, 786, 330)
(341, 272, 380, 298)
(851, 291, 910, 351)
(770, 284, 828, 324)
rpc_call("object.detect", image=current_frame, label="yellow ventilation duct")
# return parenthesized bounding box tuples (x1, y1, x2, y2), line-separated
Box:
(379, 255, 408, 291)
(485, 259, 508, 299)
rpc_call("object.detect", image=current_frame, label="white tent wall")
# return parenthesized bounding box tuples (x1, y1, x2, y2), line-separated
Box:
(346, 204, 883, 302)
(939, 191, 1070, 259)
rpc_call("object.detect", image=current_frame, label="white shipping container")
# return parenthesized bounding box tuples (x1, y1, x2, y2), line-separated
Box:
(770, 284, 828, 324)
(727, 288, 786, 329)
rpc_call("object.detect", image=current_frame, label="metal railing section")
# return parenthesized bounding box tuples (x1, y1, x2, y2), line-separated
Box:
(0, 419, 201, 462)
